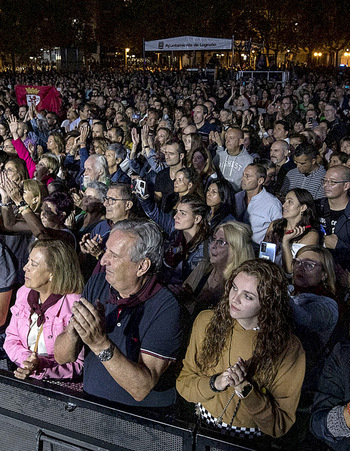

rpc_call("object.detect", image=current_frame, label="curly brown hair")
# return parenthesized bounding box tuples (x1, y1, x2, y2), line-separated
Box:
(196, 259, 293, 388)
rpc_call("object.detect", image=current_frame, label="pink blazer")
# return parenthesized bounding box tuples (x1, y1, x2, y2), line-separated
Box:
(4, 286, 83, 380)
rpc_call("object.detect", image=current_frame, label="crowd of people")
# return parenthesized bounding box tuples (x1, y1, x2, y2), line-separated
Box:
(0, 67, 350, 448)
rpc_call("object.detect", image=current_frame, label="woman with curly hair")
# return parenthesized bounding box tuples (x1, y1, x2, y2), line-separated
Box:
(177, 259, 305, 439)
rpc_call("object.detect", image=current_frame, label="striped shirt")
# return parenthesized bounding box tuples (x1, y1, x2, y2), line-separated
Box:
(280, 165, 326, 199)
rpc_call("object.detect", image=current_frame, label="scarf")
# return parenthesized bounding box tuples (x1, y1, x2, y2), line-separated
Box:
(107, 274, 163, 308)
(27, 290, 63, 326)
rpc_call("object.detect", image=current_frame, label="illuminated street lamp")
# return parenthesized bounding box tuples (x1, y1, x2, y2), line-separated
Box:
(313, 52, 322, 57)
(125, 48, 130, 69)
(344, 50, 350, 66)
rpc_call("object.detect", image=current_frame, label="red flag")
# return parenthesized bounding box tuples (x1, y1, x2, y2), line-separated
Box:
(15, 85, 62, 114)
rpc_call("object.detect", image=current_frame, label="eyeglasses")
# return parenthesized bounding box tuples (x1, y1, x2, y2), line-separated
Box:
(103, 197, 128, 205)
(321, 178, 348, 186)
(209, 238, 228, 248)
(292, 258, 323, 272)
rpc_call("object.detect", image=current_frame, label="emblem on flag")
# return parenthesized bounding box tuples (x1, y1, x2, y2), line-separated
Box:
(25, 87, 41, 107)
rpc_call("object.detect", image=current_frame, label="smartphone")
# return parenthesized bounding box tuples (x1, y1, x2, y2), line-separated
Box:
(259, 242, 277, 262)
(308, 117, 313, 124)
(134, 179, 146, 197)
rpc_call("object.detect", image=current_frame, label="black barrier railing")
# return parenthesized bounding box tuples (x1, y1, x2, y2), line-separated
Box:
(0, 366, 327, 451)
(0, 368, 266, 451)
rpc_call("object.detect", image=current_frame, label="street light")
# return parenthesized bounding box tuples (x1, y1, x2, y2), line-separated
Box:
(125, 48, 130, 69)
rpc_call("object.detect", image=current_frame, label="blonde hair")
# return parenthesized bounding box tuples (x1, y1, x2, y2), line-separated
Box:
(214, 221, 255, 279)
(296, 244, 336, 295)
(29, 240, 84, 295)
(22, 179, 48, 212)
(39, 153, 60, 176)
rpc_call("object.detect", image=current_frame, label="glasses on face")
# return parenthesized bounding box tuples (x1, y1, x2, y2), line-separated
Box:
(209, 237, 228, 248)
(292, 258, 323, 272)
(103, 196, 128, 205)
(321, 178, 348, 186)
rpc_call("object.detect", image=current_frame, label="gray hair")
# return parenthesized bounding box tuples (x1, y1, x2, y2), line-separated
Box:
(86, 181, 108, 202)
(88, 154, 110, 184)
(107, 143, 127, 161)
(111, 219, 164, 273)
(158, 118, 174, 132)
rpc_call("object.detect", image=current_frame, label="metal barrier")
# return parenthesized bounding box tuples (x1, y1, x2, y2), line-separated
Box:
(0, 369, 263, 451)
(236, 71, 290, 86)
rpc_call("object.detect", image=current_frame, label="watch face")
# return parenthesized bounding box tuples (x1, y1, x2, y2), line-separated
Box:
(242, 384, 252, 397)
(98, 346, 114, 361)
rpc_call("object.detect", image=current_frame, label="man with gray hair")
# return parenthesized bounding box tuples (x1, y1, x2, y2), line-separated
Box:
(55, 220, 182, 407)
(83, 154, 110, 189)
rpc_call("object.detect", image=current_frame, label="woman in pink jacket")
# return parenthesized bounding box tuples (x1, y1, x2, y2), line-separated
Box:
(4, 239, 84, 380)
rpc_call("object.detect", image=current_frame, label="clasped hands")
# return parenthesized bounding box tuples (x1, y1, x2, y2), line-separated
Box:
(15, 352, 40, 380)
(214, 357, 248, 392)
(69, 298, 109, 354)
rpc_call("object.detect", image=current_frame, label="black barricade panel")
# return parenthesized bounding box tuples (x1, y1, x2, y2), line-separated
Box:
(0, 370, 194, 451)
(196, 430, 263, 451)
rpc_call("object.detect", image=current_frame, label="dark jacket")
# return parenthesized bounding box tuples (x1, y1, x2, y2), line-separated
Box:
(310, 340, 350, 450)
(138, 196, 208, 285)
(315, 197, 350, 269)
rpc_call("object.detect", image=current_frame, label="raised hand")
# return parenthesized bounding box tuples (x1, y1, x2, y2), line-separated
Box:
(8, 114, 18, 137)
(131, 127, 140, 146)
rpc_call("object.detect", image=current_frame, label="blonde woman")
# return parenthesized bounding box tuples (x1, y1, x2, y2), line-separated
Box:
(184, 221, 254, 315)
(4, 240, 84, 380)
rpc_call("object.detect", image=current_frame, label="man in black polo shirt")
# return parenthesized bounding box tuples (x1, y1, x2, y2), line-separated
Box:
(55, 220, 182, 407)
(316, 165, 350, 269)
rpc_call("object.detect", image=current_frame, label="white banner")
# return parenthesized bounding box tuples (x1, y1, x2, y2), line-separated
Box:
(145, 36, 232, 52)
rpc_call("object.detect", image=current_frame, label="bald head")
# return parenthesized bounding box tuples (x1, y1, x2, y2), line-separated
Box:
(225, 128, 243, 153)
(182, 124, 197, 135)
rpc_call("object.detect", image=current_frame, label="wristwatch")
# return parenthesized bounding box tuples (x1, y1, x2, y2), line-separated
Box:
(97, 344, 114, 362)
(235, 383, 253, 399)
